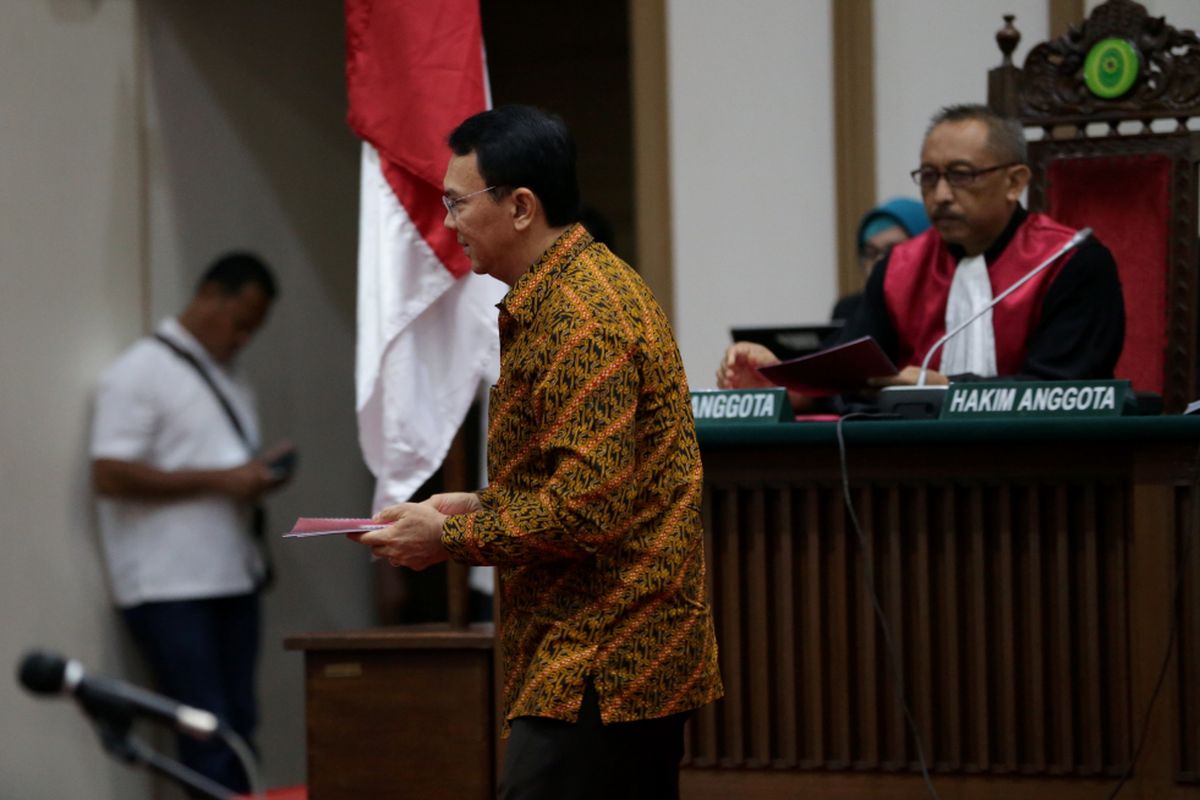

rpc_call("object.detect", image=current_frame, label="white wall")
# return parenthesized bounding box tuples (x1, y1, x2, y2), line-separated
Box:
(1, 2, 376, 797)
(667, 0, 836, 388)
(874, 0, 1048, 205)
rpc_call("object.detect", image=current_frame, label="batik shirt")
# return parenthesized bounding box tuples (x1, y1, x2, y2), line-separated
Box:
(442, 223, 722, 726)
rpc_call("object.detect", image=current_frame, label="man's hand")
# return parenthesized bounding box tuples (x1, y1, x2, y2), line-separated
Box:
(93, 458, 281, 502)
(352, 502, 451, 571)
(867, 365, 950, 388)
(423, 491, 482, 516)
(213, 461, 280, 502)
(716, 342, 779, 389)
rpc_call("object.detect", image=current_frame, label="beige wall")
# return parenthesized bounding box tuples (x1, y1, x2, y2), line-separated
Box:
(2, 2, 375, 797)
(1, 1, 150, 797)
(874, 0, 1050, 204)
(667, 0, 837, 387)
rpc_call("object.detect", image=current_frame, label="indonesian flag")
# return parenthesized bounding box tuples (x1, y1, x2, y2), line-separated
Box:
(346, 0, 506, 508)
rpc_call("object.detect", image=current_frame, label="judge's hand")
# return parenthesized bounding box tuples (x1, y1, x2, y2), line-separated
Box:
(716, 342, 779, 389)
(867, 365, 950, 388)
(351, 502, 450, 571)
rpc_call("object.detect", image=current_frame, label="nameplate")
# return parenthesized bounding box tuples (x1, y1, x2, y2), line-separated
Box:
(940, 380, 1131, 419)
(691, 388, 793, 424)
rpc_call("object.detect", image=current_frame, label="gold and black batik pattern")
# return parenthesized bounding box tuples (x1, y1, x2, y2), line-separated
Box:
(442, 224, 722, 727)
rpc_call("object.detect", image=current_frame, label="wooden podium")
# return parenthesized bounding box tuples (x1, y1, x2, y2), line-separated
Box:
(284, 625, 496, 800)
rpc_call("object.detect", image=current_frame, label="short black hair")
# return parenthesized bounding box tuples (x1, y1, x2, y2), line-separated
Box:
(196, 252, 277, 299)
(927, 103, 1027, 165)
(448, 105, 581, 227)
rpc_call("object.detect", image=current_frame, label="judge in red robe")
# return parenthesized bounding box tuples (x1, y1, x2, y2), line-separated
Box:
(717, 103, 1124, 396)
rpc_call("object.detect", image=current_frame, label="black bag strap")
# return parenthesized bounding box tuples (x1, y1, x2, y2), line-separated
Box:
(154, 333, 255, 453)
(154, 332, 275, 588)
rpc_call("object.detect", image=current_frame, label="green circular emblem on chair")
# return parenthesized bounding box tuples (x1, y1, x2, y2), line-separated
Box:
(1083, 37, 1140, 98)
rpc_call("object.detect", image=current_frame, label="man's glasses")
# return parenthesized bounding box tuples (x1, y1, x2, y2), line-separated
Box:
(442, 185, 499, 218)
(910, 163, 1019, 190)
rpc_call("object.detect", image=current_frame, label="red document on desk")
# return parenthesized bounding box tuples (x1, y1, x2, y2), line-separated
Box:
(756, 336, 898, 396)
(283, 518, 385, 538)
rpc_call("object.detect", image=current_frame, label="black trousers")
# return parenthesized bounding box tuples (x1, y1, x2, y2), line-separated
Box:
(499, 680, 690, 800)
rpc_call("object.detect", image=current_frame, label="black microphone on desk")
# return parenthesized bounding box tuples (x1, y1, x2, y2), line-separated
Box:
(17, 649, 220, 739)
(878, 227, 1093, 418)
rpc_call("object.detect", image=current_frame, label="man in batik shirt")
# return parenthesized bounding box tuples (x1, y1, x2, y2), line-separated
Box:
(354, 105, 722, 799)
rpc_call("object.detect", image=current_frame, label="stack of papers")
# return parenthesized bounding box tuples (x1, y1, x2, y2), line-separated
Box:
(282, 518, 385, 538)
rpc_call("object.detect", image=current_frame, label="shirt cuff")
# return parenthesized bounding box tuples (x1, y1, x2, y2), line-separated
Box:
(442, 512, 484, 565)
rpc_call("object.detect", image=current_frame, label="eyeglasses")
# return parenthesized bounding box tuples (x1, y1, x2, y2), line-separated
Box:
(910, 163, 1019, 190)
(442, 185, 498, 217)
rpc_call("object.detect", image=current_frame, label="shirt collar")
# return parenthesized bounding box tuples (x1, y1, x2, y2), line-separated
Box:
(157, 317, 227, 373)
(947, 203, 1027, 265)
(499, 223, 593, 326)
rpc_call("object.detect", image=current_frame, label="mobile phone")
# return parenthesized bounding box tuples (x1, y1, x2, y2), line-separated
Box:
(267, 448, 298, 480)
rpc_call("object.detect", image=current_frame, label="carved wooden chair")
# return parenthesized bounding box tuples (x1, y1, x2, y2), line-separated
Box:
(988, 0, 1200, 411)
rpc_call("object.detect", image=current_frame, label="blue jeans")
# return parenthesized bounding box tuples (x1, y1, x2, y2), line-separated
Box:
(121, 592, 260, 794)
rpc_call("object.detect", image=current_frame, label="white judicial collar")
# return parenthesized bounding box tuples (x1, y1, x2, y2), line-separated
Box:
(941, 254, 997, 377)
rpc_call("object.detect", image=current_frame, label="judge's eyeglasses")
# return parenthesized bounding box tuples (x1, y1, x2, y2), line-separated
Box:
(910, 163, 1019, 190)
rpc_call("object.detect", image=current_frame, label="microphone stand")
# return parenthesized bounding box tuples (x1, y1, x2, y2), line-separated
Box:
(878, 227, 1092, 419)
(87, 705, 235, 800)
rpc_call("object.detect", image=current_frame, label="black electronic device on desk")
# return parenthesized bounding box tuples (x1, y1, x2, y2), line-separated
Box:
(730, 322, 843, 362)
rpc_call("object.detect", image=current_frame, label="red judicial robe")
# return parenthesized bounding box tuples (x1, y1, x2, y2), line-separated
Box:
(837, 206, 1125, 381)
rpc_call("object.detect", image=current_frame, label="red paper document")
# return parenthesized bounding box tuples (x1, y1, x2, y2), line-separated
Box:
(283, 517, 386, 538)
(756, 336, 898, 396)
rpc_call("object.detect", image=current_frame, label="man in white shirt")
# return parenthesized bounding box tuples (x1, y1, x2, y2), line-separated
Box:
(91, 253, 287, 794)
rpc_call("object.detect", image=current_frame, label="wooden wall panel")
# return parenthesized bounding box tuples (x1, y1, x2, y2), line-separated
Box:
(1176, 485, 1200, 782)
(686, 477, 1136, 777)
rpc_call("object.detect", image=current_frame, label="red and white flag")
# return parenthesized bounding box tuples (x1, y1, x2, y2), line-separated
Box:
(346, 0, 505, 507)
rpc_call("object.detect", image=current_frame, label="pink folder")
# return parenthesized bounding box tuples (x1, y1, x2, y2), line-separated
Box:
(283, 518, 385, 538)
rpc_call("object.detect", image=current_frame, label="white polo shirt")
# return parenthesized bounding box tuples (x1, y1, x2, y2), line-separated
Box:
(91, 318, 264, 608)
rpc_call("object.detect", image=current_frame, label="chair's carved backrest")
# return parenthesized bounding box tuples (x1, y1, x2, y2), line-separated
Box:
(988, 0, 1200, 411)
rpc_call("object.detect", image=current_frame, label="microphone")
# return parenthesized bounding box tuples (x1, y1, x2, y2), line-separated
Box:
(878, 227, 1092, 418)
(17, 649, 220, 740)
(916, 227, 1092, 385)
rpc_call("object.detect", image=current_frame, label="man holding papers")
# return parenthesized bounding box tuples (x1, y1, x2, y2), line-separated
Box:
(351, 106, 722, 800)
(719, 103, 1125, 395)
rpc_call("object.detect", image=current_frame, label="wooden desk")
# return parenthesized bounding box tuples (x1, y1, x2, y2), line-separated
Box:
(284, 625, 495, 800)
(288, 417, 1200, 799)
(684, 416, 1200, 799)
